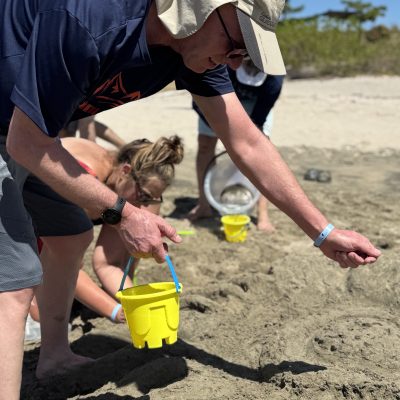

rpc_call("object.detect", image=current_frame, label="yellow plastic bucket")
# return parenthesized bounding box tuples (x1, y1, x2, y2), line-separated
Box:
(221, 214, 250, 243)
(116, 282, 182, 349)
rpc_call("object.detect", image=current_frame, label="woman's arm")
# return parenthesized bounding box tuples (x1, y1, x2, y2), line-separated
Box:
(93, 225, 137, 297)
(75, 268, 125, 323)
(74, 222, 145, 323)
(93, 204, 160, 295)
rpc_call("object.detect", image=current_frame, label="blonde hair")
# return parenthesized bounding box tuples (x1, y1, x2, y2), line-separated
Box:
(116, 136, 184, 186)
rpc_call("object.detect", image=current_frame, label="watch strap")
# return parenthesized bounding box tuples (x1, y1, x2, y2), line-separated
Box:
(113, 197, 126, 214)
(101, 197, 126, 224)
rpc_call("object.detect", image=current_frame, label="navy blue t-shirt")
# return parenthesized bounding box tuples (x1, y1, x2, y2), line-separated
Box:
(0, 0, 233, 136)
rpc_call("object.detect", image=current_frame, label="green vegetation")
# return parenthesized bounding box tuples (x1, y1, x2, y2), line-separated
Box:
(277, 0, 400, 77)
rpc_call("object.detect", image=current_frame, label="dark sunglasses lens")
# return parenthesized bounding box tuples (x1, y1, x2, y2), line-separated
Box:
(141, 199, 162, 205)
(228, 53, 243, 60)
(227, 50, 248, 60)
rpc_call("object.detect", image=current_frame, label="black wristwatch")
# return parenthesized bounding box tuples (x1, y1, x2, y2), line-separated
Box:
(101, 197, 126, 225)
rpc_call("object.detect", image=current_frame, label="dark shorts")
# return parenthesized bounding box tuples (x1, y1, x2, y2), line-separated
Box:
(23, 174, 93, 237)
(0, 136, 42, 291)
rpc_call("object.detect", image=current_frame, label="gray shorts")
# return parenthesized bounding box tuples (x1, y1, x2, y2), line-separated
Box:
(0, 137, 42, 291)
(23, 174, 93, 237)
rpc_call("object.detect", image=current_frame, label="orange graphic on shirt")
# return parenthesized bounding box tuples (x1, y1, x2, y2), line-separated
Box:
(79, 72, 140, 115)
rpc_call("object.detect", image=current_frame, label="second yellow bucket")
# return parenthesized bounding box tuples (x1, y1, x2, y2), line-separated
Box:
(116, 255, 182, 349)
(221, 214, 250, 243)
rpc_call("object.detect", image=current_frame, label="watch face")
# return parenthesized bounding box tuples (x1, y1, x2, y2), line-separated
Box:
(102, 209, 122, 224)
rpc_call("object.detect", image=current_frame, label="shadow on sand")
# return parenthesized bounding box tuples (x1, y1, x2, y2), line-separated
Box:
(22, 335, 326, 398)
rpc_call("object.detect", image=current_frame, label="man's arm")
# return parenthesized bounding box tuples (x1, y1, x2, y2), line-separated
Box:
(192, 92, 380, 268)
(7, 108, 181, 262)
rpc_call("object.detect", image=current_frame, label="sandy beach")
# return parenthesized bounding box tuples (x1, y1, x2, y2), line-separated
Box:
(23, 76, 400, 399)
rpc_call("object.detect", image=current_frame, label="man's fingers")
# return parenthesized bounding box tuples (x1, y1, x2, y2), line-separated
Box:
(356, 238, 381, 259)
(366, 244, 381, 259)
(348, 251, 379, 266)
(335, 252, 348, 268)
(133, 242, 168, 264)
(335, 251, 358, 269)
(364, 256, 378, 264)
(151, 244, 167, 264)
(347, 251, 366, 266)
(132, 252, 152, 259)
(159, 221, 182, 244)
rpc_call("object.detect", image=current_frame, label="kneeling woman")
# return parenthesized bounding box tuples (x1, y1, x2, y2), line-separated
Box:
(24, 135, 183, 333)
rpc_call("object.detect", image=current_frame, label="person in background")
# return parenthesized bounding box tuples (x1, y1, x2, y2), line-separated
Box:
(189, 59, 284, 232)
(0, 1, 380, 396)
(25, 136, 184, 327)
(60, 116, 127, 149)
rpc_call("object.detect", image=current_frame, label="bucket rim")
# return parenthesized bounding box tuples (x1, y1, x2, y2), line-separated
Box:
(116, 281, 182, 301)
(221, 214, 251, 226)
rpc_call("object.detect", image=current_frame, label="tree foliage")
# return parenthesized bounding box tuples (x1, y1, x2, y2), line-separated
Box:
(341, 0, 387, 28)
(277, 1, 399, 77)
(282, 0, 305, 20)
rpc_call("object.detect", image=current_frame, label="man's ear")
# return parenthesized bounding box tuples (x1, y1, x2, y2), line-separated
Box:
(121, 163, 132, 175)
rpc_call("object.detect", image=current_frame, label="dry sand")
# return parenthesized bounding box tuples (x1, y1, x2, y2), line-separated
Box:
(23, 76, 400, 399)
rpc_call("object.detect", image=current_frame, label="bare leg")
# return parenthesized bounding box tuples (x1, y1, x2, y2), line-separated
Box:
(78, 118, 126, 149)
(59, 120, 79, 139)
(35, 230, 94, 379)
(0, 287, 34, 400)
(187, 134, 218, 221)
(29, 296, 40, 322)
(94, 121, 126, 149)
(257, 196, 275, 233)
(77, 116, 97, 142)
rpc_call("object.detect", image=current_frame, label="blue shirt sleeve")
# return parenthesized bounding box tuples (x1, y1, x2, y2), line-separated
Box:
(10, 10, 100, 137)
(175, 64, 233, 97)
(178, 64, 234, 128)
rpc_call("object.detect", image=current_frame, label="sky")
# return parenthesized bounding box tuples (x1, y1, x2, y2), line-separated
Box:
(289, 0, 400, 27)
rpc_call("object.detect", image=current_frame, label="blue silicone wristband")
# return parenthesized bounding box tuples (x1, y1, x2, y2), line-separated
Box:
(313, 224, 334, 247)
(110, 303, 122, 321)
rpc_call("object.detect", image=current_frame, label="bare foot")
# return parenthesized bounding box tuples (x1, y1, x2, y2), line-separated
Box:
(187, 204, 213, 222)
(257, 220, 275, 233)
(36, 350, 94, 380)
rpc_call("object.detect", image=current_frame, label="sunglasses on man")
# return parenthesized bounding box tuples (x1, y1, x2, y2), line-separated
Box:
(216, 9, 248, 60)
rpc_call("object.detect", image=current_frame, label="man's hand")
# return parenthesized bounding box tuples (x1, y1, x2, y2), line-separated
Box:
(117, 204, 181, 263)
(319, 229, 381, 268)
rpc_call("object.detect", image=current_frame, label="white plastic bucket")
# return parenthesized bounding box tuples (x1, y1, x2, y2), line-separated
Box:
(203, 151, 260, 216)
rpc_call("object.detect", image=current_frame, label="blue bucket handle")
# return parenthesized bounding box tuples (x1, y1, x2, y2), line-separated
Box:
(119, 255, 181, 293)
(165, 254, 181, 293)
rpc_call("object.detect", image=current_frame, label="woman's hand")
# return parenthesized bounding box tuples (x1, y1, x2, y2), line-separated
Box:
(113, 305, 126, 323)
